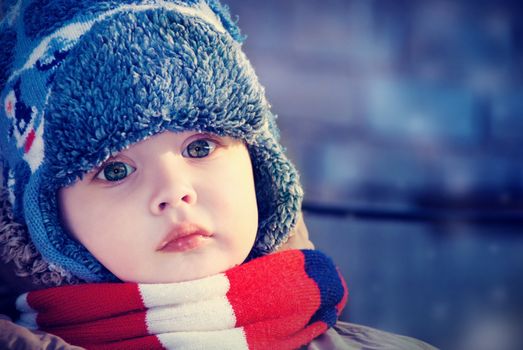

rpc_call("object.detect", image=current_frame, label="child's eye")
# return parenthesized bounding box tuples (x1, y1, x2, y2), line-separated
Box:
(183, 139, 216, 158)
(96, 161, 136, 182)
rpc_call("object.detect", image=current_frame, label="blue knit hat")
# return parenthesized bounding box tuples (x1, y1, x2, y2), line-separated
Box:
(0, 0, 302, 282)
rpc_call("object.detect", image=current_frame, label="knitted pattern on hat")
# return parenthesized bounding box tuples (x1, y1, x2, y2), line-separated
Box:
(0, 0, 303, 282)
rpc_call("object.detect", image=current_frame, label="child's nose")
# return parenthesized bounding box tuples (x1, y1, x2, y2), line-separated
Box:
(148, 159, 197, 215)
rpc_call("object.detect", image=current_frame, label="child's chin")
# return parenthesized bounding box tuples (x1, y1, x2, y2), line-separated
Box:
(126, 268, 224, 284)
(114, 253, 247, 284)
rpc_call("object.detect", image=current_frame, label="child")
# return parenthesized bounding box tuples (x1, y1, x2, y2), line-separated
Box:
(0, 0, 436, 349)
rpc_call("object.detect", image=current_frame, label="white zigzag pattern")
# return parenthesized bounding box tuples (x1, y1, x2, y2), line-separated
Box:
(9, 0, 226, 82)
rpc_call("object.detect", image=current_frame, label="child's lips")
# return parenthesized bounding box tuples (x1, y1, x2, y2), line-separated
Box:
(156, 223, 213, 253)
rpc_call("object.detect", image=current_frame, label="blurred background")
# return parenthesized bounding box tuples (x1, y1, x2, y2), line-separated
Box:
(226, 1, 523, 349)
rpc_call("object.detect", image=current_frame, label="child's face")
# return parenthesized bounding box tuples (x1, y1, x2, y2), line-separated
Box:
(59, 131, 258, 283)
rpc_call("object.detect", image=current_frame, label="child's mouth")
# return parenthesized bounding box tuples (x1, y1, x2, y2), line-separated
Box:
(157, 223, 213, 253)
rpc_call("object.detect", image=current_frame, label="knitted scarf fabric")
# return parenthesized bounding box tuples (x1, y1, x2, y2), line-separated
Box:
(16, 250, 348, 350)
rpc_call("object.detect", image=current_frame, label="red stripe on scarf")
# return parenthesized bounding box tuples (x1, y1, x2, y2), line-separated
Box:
(226, 250, 323, 349)
(87, 335, 163, 350)
(250, 321, 328, 350)
(26, 283, 153, 347)
(45, 311, 152, 347)
(27, 283, 145, 326)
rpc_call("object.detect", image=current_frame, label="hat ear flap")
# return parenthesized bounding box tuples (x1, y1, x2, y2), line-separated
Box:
(249, 134, 303, 257)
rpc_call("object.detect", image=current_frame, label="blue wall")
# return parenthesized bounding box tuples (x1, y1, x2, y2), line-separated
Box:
(226, 1, 523, 349)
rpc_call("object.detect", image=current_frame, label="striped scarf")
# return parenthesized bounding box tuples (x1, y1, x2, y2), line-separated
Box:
(16, 250, 348, 350)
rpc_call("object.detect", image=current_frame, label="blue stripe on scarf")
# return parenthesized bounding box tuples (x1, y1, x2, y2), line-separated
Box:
(302, 249, 345, 327)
